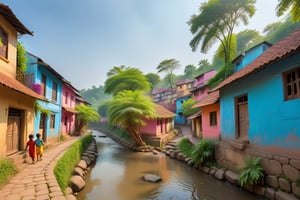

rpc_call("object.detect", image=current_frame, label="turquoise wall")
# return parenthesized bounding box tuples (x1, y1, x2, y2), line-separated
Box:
(175, 96, 190, 124)
(220, 53, 300, 150)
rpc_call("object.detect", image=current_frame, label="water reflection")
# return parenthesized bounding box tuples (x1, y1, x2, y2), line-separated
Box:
(77, 130, 262, 200)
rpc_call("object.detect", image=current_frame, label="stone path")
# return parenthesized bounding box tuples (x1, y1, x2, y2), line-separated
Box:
(0, 137, 80, 200)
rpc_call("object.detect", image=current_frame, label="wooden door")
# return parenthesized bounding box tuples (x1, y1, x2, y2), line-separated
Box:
(39, 113, 47, 142)
(238, 102, 249, 140)
(6, 116, 20, 155)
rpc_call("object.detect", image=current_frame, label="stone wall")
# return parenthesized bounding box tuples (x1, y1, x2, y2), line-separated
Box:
(216, 141, 300, 199)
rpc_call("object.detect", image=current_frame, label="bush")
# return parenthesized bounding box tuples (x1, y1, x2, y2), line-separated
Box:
(191, 139, 215, 166)
(0, 159, 17, 186)
(177, 138, 194, 157)
(238, 157, 264, 187)
(54, 134, 92, 193)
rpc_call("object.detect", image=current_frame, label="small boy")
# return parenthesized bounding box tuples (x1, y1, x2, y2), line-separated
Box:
(35, 133, 44, 161)
(25, 134, 36, 164)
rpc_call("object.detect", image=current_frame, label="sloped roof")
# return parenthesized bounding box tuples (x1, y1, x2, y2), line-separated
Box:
(62, 106, 77, 113)
(187, 111, 202, 120)
(193, 91, 219, 108)
(154, 104, 176, 118)
(212, 28, 300, 91)
(176, 79, 194, 86)
(0, 71, 45, 100)
(0, 3, 32, 35)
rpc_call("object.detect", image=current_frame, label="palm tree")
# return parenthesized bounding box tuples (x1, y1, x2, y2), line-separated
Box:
(276, 0, 300, 22)
(188, 0, 256, 64)
(108, 90, 155, 146)
(75, 103, 100, 134)
(157, 59, 180, 89)
(104, 67, 151, 96)
(106, 65, 127, 77)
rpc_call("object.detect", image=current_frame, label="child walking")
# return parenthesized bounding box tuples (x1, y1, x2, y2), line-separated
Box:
(35, 133, 44, 161)
(25, 134, 36, 164)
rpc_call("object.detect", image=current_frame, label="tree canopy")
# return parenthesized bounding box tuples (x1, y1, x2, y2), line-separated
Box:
(157, 59, 180, 89)
(276, 0, 300, 22)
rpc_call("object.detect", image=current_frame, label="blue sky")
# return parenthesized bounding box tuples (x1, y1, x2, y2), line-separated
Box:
(2, 0, 281, 89)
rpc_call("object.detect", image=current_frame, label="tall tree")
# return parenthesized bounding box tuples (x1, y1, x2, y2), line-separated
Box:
(75, 103, 100, 134)
(157, 59, 180, 89)
(145, 73, 161, 93)
(106, 65, 127, 77)
(236, 29, 263, 54)
(276, 0, 300, 22)
(188, 0, 256, 64)
(184, 64, 197, 78)
(108, 90, 155, 146)
(104, 67, 151, 96)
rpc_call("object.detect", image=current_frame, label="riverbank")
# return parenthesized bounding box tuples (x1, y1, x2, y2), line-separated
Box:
(0, 137, 80, 200)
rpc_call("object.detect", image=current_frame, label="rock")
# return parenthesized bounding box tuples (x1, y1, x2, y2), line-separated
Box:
(275, 190, 299, 200)
(143, 174, 162, 183)
(73, 167, 85, 177)
(224, 170, 239, 184)
(77, 160, 88, 170)
(214, 169, 225, 180)
(65, 194, 77, 200)
(70, 175, 86, 193)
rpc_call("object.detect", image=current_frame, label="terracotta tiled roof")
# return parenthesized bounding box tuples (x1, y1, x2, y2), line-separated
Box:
(187, 111, 202, 120)
(193, 91, 219, 108)
(0, 71, 45, 100)
(212, 28, 300, 91)
(154, 104, 176, 118)
(0, 3, 32, 35)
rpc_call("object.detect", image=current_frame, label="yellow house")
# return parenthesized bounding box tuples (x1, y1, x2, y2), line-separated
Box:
(0, 3, 42, 157)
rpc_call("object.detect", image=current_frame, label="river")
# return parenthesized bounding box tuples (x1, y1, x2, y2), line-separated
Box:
(77, 130, 262, 200)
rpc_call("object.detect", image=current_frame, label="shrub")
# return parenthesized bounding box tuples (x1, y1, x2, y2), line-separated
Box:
(177, 137, 194, 157)
(238, 157, 264, 187)
(54, 134, 92, 193)
(191, 139, 215, 166)
(0, 159, 17, 186)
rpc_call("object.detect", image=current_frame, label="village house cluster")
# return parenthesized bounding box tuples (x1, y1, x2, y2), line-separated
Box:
(0, 4, 88, 158)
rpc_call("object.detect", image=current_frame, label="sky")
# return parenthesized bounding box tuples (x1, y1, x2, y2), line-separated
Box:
(2, 0, 282, 90)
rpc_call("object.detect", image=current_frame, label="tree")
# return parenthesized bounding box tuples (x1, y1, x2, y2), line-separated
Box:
(182, 98, 200, 117)
(106, 65, 127, 77)
(75, 103, 100, 134)
(276, 0, 300, 22)
(188, 0, 256, 64)
(108, 90, 155, 146)
(104, 67, 151, 96)
(183, 64, 197, 78)
(17, 42, 27, 72)
(145, 73, 161, 93)
(157, 59, 180, 89)
(236, 29, 263, 54)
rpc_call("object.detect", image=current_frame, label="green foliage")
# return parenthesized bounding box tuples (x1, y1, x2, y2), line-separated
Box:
(54, 134, 92, 193)
(276, 0, 300, 22)
(76, 104, 100, 122)
(183, 64, 197, 79)
(216, 34, 237, 63)
(80, 85, 111, 108)
(145, 73, 161, 91)
(106, 123, 133, 143)
(207, 63, 234, 89)
(191, 139, 215, 166)
(157, 59, 180, 89)
(97, 100, 110, 118)
(238, 157, 264, 187)
(105, 67, 151, 96)
(182, 98, 200, 117)
(0, 159, 17, 186)
(17, 42, 27, 72)
(177, 137, 194, 157)
(236, 29, 264, 54)
(34, 101, 51, 116)
(106, 65, 127, 77)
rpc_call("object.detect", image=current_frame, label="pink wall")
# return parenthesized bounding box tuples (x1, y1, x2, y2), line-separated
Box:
(140, 119, 158, 136)
(61, 84, 76, 134)
(201, 103, 220, 139)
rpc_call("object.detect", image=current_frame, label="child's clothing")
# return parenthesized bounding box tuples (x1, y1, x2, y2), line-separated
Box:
(26, 139, 36, 162)
(35, 138, 44, 160)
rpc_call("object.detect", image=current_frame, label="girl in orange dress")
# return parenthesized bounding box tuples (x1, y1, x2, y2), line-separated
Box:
(25, 134, 36, 163)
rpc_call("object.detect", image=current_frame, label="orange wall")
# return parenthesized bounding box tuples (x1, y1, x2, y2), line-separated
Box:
(202, 103, 220, 139)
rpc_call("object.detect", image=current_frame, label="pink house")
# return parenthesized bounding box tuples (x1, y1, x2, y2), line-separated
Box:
(190, 70, 216, 101)
(151, 88, 176, 112)
(190, 91, 220, 139)
(61, 81, 78, 135)
(140, 104, 176, 136)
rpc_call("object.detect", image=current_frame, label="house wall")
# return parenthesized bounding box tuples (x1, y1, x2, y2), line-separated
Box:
(0, 16, 17, 78)
(140, 119, 157, 136)
(61, 84, 76, 134)
(175, 96, 190, 124)
(202, 103, 220, 139)
(0, 86, 35, 157)
(220, 53, 300, 151)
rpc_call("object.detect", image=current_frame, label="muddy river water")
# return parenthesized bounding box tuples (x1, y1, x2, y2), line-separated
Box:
(77, 130, 262, 200)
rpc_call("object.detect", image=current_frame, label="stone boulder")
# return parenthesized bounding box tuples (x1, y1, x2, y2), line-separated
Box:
(70, 175, 86, 193)
(143, 174, 162, 183)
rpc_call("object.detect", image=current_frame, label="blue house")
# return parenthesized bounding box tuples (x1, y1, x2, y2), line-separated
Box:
(24, 52, 63, 144)
(212, 28, 300, 192)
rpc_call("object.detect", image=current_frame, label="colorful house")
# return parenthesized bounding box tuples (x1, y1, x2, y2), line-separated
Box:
(61, 80, 78, 135)
(24, 52, 63, 144)
(212, 28, 300, 189)
(190, 70, 216, 101)
(191, 91, 220, 139)
(175, 79, 193, 124)
(151, 88, 176, 112)
(0, 4, 43, 157)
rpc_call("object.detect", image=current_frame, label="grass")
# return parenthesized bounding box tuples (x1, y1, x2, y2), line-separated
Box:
(0, 158, 17, 186)
(191, 139, 216, 166)
(177, 137, 194, 157)
(54, 133, 93, 193)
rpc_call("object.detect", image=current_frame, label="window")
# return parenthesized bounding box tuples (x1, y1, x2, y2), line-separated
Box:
(65, 92, 68, 104)
(210, 111, 217, 126)
(52, 82, 57, 102)
(50, 114, 55, 129)
(283, 67, 300, 101)
(41, 74, 46, 97)
(0, 27, 8, 59)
